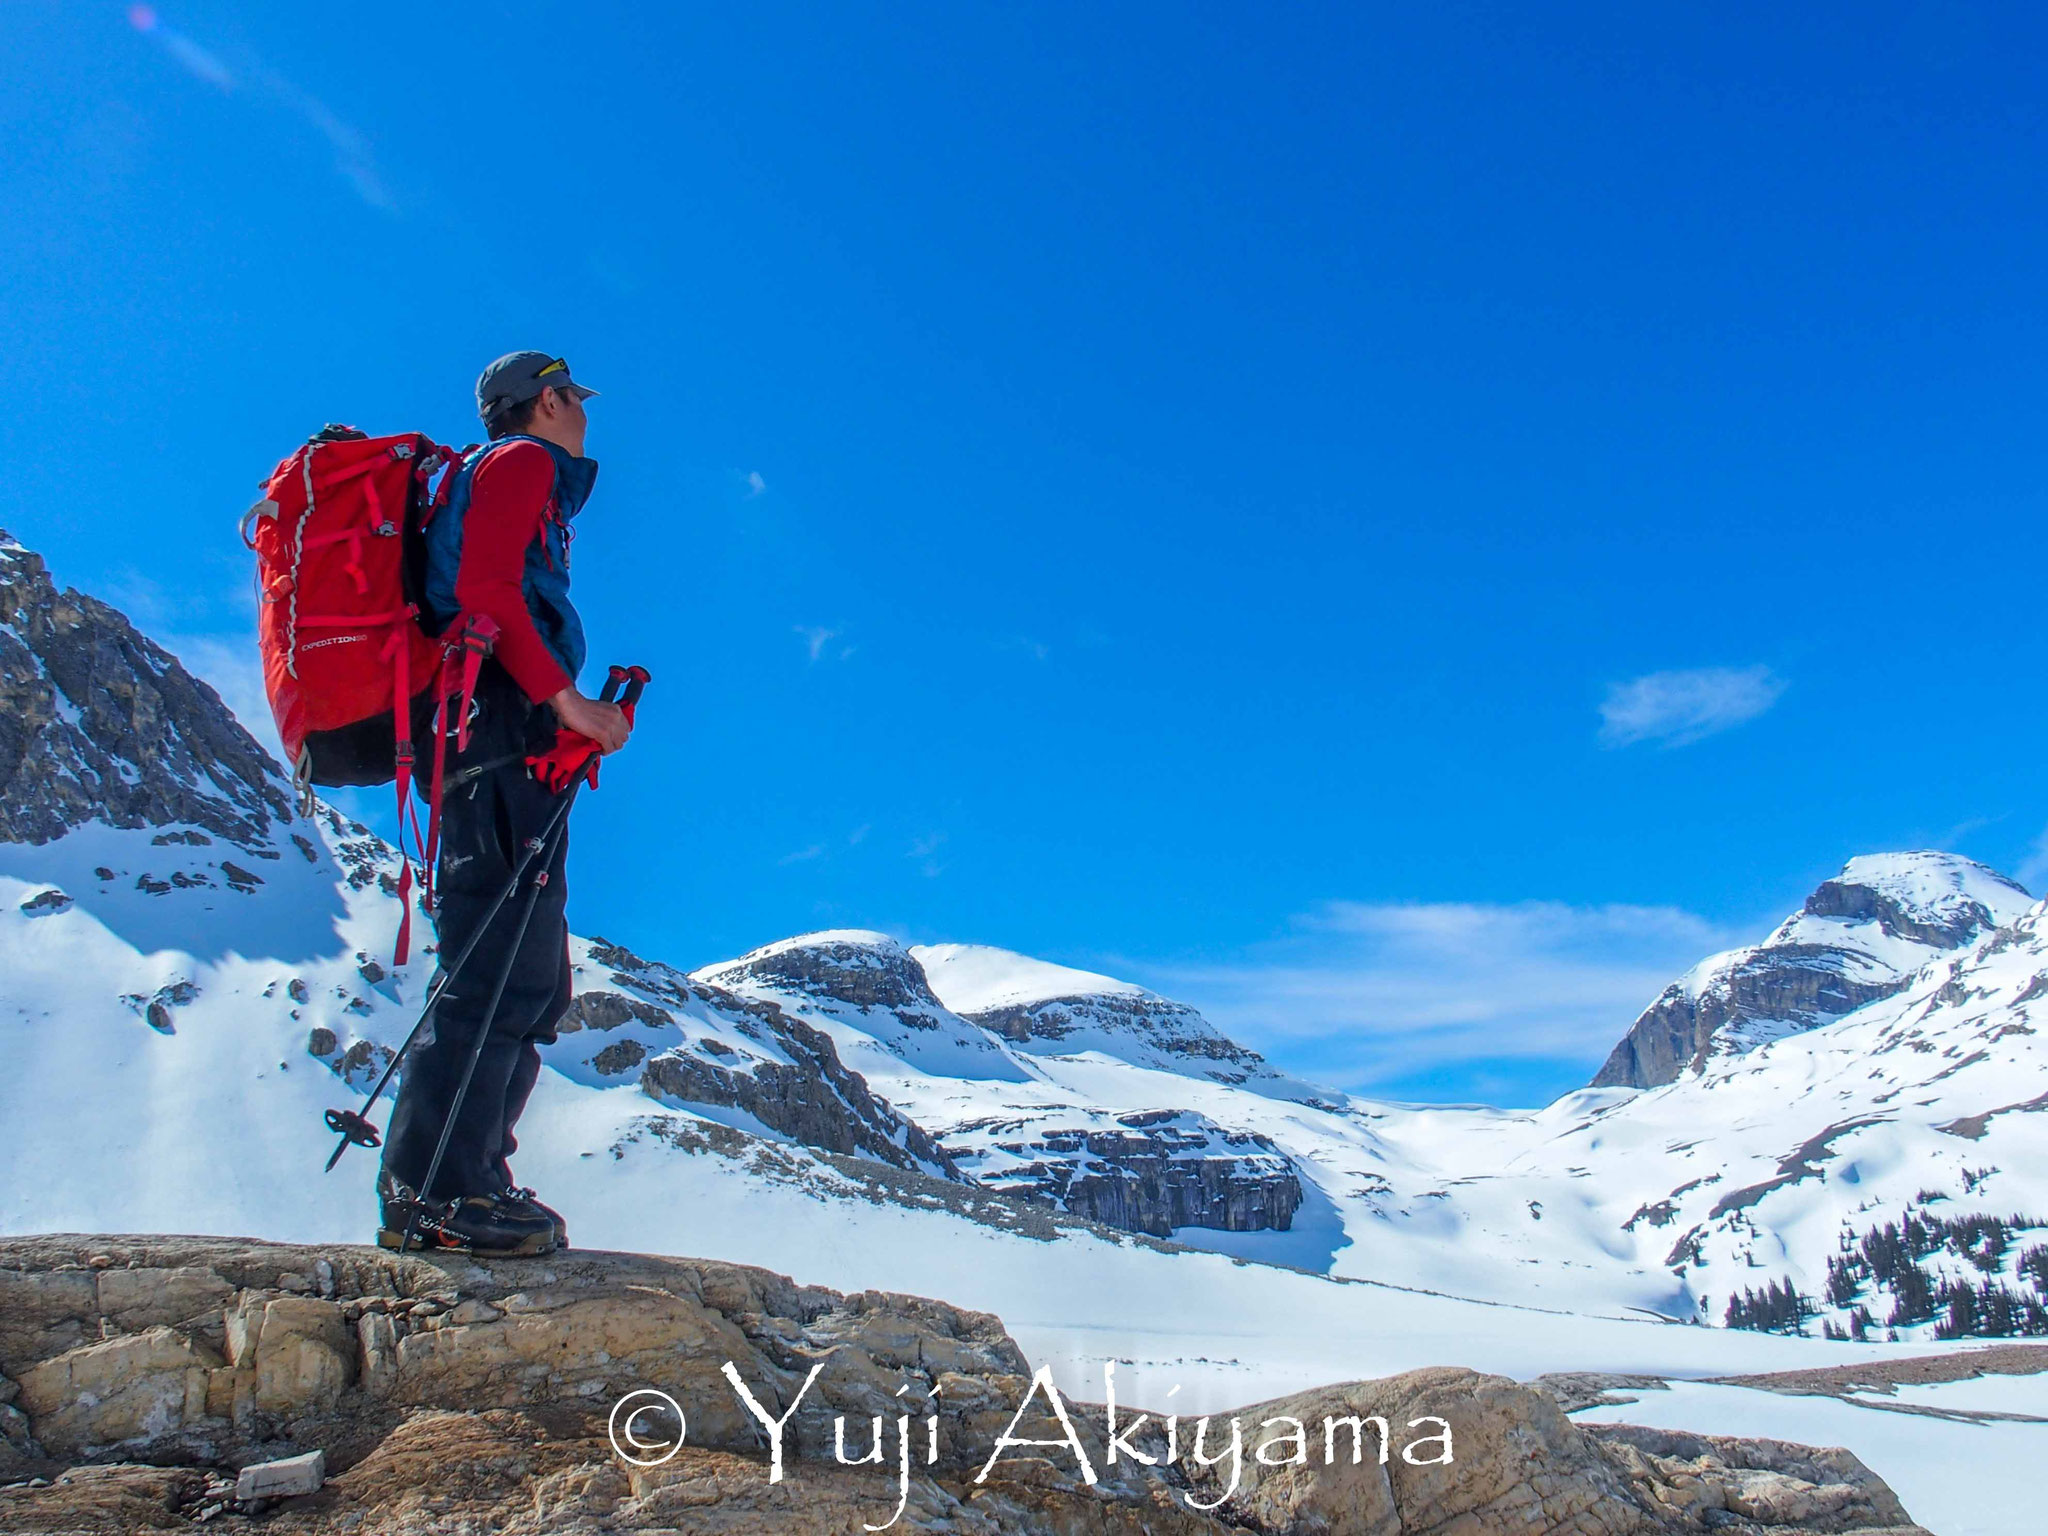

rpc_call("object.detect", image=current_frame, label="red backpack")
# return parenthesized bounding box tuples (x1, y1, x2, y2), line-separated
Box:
(243, 425, 493, 960)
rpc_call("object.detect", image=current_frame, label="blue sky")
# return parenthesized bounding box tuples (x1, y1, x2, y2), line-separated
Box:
(6, 2, 2046, 1105)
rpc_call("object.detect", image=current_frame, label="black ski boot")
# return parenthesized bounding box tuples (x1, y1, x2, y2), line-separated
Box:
(502, 1185, 569, 1249)
(377, 1171, 557, 1256)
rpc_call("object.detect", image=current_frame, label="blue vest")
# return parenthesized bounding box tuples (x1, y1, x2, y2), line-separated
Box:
(422, 436, 597, 685)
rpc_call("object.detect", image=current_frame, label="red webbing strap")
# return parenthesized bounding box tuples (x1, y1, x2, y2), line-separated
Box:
(453, 615, 499, 752)
(424, 649, 454, 914)
(420, 614, 501, 927)
(384, 620, 417, 966)
(308, 459, 384, 493)
(293, 606, 414, 629)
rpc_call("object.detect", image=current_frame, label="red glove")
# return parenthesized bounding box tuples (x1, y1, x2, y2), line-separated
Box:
(528, 731, 603, 794)
(526, 695, 639, 795)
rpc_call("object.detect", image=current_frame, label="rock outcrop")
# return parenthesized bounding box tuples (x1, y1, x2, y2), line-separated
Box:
(0, 533, 293, 853)
(1593, 852, 2033, 1088)
(695, 929, 1028, 1078)
(952, 1109, 1303, 1237)
(0, 1237, 1928, 1535)
(572, 935, 962, 1179)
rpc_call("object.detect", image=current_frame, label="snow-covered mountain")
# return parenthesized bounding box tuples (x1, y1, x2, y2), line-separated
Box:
(4, 527, 2047, 1364)
(1592, 851, 2033, 1087)
(695, 930, 1313, 1237)
(913, 941, 1313, 1092)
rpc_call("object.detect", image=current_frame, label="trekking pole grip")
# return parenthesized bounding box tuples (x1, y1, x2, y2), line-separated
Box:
(619, 665, 651, 711)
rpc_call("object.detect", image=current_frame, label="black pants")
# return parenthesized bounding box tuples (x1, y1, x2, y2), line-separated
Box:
(381, 666, 571, 1203)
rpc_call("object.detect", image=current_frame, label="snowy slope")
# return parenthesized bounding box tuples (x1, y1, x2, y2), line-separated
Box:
(914, 940, 1324, 1095)
(1594, 851, 2033, 1087)
(676, 885, 2048, 1342)
(0, 801, 1920, 1401)
(0, 830, 1924, 1411)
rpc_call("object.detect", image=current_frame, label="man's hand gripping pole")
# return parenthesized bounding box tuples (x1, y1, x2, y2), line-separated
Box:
(319, 664, 652, 1172)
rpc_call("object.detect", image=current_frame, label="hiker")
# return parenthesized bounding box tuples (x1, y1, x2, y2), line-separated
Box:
(374, 352, 630, 1255)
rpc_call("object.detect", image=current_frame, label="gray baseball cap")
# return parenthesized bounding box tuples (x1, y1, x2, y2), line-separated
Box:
(475, 351, 600, 424)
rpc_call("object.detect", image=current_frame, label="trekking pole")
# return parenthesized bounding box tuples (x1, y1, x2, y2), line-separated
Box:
(396, 664, 650, 1252)
(319, 666, 635, 1172)
(397, 805, 571, 1251)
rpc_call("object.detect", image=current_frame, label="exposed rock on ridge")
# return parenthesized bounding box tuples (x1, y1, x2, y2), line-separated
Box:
(710, 929, 955, 1015)
(0, 532, 292, 853)
(912, 941, 1291, 1088)
(1593, 852, 2033, 1089)
(954, 1110, 1303, 1238)
(570, 935, 962, 1179)
(0, 1236, 1926, 1535)
(967, 990, 1276, 1081)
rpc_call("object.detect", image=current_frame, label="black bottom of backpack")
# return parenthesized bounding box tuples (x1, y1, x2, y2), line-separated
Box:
(300, 691, 441, 788)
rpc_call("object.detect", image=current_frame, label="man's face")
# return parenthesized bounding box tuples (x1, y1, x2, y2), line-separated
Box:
(540, 385, 589, 454)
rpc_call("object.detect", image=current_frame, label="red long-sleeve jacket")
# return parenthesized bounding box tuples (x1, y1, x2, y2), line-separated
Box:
(451, 441, 573, 704)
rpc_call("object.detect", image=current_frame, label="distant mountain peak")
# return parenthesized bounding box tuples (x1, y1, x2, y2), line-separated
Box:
(1591, 849, 2036, 1089)
(695, 928, 947, 1014)
(1779, 850, 2032, 950)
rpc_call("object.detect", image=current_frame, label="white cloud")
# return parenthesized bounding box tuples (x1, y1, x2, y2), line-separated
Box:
(998, 635, 1050, 662)
(1598, 665, 1786, 749)
(907, 832, 946, 878)
(778, 844, 826, 866)
(127, 7, 394, 210)
(847, 823, 871, 846)
(795, 625, 840, 662)
(253, 63, 394, 211)
(744, 471, 767, 498)
(1130, 899, 1738, 1101)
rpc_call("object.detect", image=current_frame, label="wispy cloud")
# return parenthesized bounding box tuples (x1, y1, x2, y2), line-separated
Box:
(127, 7, 394, 210)
(1132, 899, 1738, 1104)
(847, 823, 871, 846)
(907, 832, 946, 878)
(252, 63, 393, 210)
(128, 6, 234, 89)
(998, 635, 1051, 662)
(795, 625, 849, 663)
(744, 471, 767, 499)
(778, 844, 826, 866)
(1598, 665, 1786, 749)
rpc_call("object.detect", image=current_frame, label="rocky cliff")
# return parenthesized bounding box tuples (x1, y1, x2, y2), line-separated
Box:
(701, 932, 1310, 1238)
(950, 1109, 1303, 1238)
(0, 1236, 1928, 1535)
(1592, 852, 2033, 1088)
(569, 935, 961, 1179)
(0, 532, 293, 855)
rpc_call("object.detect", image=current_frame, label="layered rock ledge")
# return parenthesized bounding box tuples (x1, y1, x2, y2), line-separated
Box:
(0, 1236, 1926, 1534)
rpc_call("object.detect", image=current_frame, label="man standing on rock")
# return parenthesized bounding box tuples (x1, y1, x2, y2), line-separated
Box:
(376, 352, 630, 1256)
